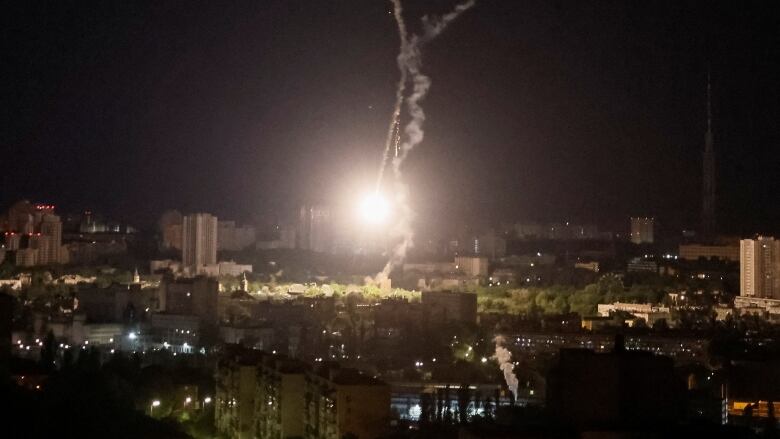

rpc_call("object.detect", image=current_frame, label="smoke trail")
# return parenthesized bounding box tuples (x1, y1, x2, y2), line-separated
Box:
(375, 0, 409, 192)
(421, 0, 476, 42)
(493, 336, 519, 400)
(375, 0, 475, 191)
(376, 0, 475, 282)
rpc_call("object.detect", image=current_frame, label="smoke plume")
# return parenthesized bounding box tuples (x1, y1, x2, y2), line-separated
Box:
(493, 335, 519, 399)
(375, 0, 475, 282)
(375, 0, 408, 192)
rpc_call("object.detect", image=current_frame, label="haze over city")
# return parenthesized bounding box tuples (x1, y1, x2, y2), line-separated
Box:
(3, 1, 780, 439)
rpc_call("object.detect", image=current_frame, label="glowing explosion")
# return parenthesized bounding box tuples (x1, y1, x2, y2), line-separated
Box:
(358, 192, 391, 225)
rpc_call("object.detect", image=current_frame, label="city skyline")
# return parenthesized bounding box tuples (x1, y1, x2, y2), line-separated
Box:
(6, 2, 780, 438)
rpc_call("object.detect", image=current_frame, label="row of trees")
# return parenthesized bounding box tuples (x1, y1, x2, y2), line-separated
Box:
(477, 275, 671, 316)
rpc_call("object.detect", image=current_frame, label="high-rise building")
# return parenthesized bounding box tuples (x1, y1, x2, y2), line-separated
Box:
(679, 243, 739, 262)
(630, 217, 654, 244)
(27, 233, 45, 261)
(159, 210, 183, 250)
(547, 342, 683, 427)
(702, 73, 716, 241)
(5, 200, 36, 233)
(304, 364, 391, 439)
(38, 214, 62, 265)
(215, 348, 262, 439)
(217, 220, 256, 251)
(215, 348, 390, 439)
(255, 356, 308, 439)
(740, 236, 780, 299)
(164, 224, 183, 250)
(182, 213, 217, 269)
(296, 205, 332, 253)
(3, 232, 21, 250)
(15, 248, 38, 267)
(2, 202, 67, 266)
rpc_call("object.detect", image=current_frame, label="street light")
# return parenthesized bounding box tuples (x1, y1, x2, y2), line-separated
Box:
(204, 397, 212, 404)
(150, 399, 160, 416)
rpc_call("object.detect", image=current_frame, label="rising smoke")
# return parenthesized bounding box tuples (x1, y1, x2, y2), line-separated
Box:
(375, 0, 475, 283)
(493, 335, 519, 400)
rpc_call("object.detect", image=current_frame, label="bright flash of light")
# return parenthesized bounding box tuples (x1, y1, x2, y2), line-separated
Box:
(358, 192, 390, 225)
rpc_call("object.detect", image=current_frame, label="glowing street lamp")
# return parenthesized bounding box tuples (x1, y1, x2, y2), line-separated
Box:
(150, 399, 161, 416)
(204, 397, 212, 404)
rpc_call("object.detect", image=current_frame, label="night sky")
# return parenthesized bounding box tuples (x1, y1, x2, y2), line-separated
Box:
(4, 1, 780, 234)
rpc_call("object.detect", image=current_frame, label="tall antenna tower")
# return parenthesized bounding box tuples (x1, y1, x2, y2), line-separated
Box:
(701, 71, 716, 241)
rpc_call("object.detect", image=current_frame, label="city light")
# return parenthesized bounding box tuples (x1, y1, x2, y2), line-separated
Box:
(204, 397, 212, 404)
(409, 404, 422, 420)
(150, 399, 161, 416)
(357, 192, 390, 225)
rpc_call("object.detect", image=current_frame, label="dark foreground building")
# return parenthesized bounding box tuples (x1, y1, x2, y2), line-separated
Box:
(547, 336, 684, 429)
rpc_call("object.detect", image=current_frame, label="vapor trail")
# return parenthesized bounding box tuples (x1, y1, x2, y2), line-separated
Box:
(421, 0, 476, 42)
(493, 335, 519, 400)
(375, 0, 408, 192)
(376, 0, 475, 282)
